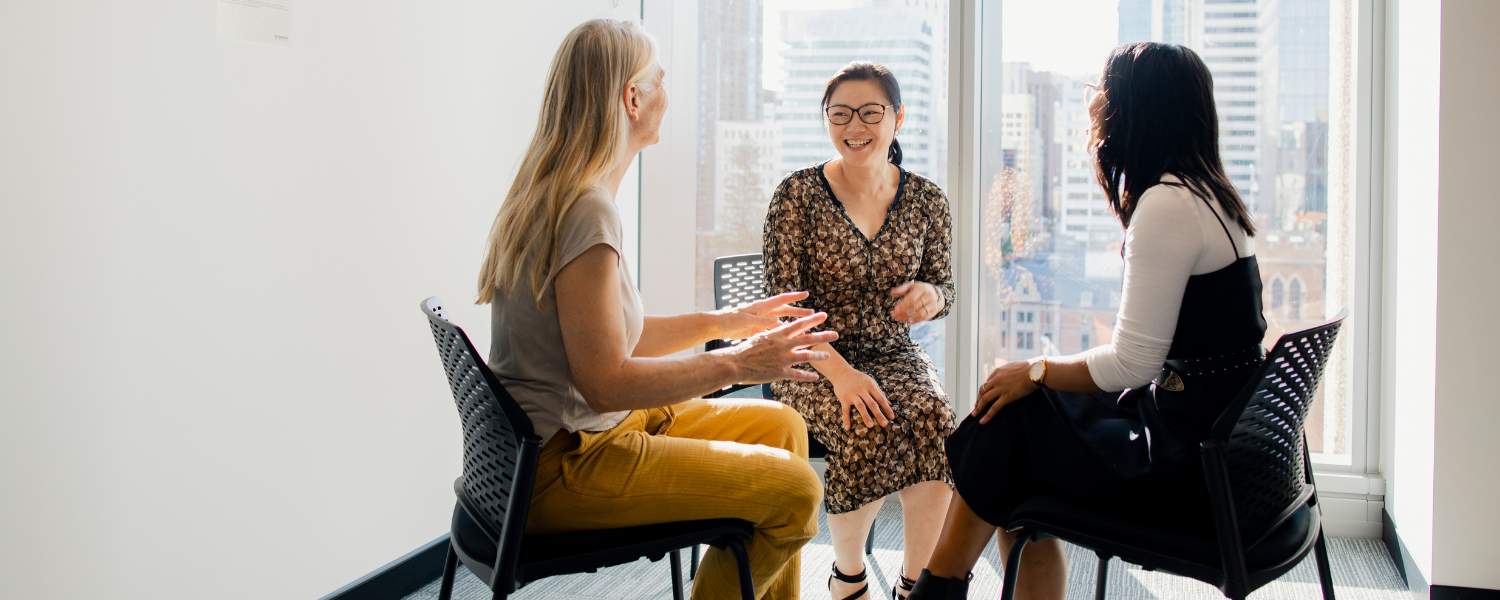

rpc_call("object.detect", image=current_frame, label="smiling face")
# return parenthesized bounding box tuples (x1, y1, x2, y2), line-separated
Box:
(824, 78, 903, 169)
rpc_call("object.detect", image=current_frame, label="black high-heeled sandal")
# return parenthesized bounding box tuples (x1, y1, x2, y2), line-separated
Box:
(829, 561, 870, 600)
(892, 568, 918, 599)
(905, 569, 972, 599)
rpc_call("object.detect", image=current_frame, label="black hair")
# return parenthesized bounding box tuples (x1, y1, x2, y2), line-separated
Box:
(821, 62, 904, 166)
(1090, 42, 1256, 235)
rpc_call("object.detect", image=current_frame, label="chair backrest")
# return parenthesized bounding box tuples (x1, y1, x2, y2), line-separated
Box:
(1212, 316, 1343, 546)
(420, 297, 541, 584)
(713, 253, 766, 311)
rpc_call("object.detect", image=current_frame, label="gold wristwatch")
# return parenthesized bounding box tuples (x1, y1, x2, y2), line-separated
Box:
(1028, 357, 1049, 387)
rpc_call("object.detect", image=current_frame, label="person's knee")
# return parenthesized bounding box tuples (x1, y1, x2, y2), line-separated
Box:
(766, 401, 809, 455)
(779, 460, 823, 538)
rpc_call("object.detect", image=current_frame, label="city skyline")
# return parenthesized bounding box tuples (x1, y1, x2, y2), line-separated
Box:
(689, 0, 1339, 452)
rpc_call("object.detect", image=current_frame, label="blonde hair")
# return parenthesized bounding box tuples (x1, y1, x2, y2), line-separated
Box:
(476, 19, 656, 304)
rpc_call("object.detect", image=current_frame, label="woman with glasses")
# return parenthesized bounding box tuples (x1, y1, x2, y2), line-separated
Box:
(763, 61, 956, 600)
(906, 43, 1268, 600)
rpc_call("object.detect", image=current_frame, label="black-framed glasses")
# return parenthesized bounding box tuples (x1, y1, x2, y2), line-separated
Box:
(825, 103, 891, 126)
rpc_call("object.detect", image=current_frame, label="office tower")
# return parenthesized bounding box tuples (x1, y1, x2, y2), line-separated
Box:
(1118, 0, 1202, 46)
(1201, 0, 1262, 214)
(1260, 0, 1330, 228)
(697, 0, 764, 232)
(1119, 0, 1154, 43)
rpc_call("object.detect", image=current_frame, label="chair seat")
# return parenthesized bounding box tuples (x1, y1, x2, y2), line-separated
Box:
(450, 501, 754, 586)
(1005, 495, 1320, 587)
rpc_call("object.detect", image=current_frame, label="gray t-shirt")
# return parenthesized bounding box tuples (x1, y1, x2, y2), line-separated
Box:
(488, 187, 643, 443)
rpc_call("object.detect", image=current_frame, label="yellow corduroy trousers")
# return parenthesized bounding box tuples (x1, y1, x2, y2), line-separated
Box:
(526, 397, 823, 600)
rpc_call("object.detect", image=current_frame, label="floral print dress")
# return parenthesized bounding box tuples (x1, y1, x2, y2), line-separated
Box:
(763, 164, 956, 514)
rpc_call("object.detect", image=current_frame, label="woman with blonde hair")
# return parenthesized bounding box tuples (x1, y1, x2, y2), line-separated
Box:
(477, 19, 831, 598)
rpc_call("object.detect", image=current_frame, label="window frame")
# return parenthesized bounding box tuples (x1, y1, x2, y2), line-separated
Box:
(639, 0, 1386, 528)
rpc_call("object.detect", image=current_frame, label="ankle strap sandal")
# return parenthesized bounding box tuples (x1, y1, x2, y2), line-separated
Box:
(893, 568, 918, 599)
(829, 561, 870, 600)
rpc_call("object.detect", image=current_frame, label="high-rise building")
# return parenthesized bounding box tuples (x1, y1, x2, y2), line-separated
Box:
(1201, 0, 1263, 215)
(1119, 0, 1154, 43)
(1054, 77, 1116, 254)
(1259, 0, 1330, 229)
(778, 6, 947, 181)
(696, 0, 764, 233)
(1118, 0, 1201, 46)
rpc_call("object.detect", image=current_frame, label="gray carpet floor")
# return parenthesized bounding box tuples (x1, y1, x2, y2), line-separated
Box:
(406, 500, 1410, 599)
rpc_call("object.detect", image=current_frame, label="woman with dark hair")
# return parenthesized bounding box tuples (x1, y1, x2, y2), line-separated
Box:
(763, 61, 957, 600)
(907, 43, 1267, 599)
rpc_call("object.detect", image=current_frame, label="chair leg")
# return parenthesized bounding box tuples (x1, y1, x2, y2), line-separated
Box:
(1314, 527, 1337, 599)
(670, 549, 686, 600)
(690, 544, 700, 579)
(438, 542, 458, 600)
(1000, 530, 1033, 600)
(1093, 553, 1110, 600)
(727, 538, 755, 600)
(866, 523, 876, 556)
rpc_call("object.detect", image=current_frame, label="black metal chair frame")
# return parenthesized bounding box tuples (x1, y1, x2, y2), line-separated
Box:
(420, 297, 757, 600)
(998, 316, 1345, 600)
(689, 253, 874, 577)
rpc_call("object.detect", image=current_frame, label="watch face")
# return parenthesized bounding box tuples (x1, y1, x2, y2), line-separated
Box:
(1029, 360, 1044, 382)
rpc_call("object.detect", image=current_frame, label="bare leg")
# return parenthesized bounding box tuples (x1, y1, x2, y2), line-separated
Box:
(828, 497, 885, 599)
(923, 494, 995, 579)
(996, 531, 1067, 600)
(897, 481, 953, 581)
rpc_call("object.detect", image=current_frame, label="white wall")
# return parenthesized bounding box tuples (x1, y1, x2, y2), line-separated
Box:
(0, 1, 639, 598)
(1430, 0, 1500, 590)
(1382, 0, 1500, 590)
(1380, 0, 1440, 579)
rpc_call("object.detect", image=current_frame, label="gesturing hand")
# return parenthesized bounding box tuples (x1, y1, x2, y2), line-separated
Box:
(890, 281, 943, 324)
(829, 369, 896, 430)
(721, 312, 840, 384)
(715, 291, 816, 340)
(972, 360, 1037, 424)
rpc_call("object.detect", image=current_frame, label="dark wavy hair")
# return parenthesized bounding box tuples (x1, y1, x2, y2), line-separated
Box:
(821, 62, 904, 166)
(1089, 42, 1256, 235)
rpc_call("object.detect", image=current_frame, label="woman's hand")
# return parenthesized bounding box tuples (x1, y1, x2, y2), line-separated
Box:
(714, 291, 816, 340)
(720, 312, 839, 384)
(973, 360, 1038, 424)
(890, 281, 943, 324)
(828, 368, 896, 430)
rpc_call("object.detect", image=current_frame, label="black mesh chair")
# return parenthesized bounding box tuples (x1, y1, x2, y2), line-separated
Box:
(420, 297, 757, 600)
(690, 253, 874, 576)
(998, 316, 1345, 600)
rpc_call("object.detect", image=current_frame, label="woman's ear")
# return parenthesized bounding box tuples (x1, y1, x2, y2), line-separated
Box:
(624, 84, 641, 121)
(894, 105, 905, 135)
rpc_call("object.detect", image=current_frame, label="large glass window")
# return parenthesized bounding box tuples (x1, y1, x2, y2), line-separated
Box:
(691, 0, 952, 380)
(979, 0, 1354, 461)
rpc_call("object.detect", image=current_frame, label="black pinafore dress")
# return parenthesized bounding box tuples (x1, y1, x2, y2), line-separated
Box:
(946, 195, 1268, 528)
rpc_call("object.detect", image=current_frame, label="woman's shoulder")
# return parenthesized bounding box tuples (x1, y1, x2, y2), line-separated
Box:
(772, 165, 826, 200)
(900, 169, 949, 210)
(1137, 175, 1203, 214)
(777, 165, 823, 185)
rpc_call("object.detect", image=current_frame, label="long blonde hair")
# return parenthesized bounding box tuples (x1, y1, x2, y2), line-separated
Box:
(476, 19, 656, 304)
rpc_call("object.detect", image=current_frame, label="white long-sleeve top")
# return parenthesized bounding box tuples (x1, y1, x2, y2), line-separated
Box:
(1082, 175, 1254, 392)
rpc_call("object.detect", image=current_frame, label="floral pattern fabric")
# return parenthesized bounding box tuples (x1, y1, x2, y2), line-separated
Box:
(763, 164, 956, 513)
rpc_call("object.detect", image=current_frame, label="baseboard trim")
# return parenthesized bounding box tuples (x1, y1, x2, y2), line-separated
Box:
(1430, 586, 1500, 600)
(1383, 509, 1427, 592)
(322, 535, 450, 600)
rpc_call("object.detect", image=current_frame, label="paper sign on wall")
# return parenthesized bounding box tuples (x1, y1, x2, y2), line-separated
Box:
(218, 0, 291, 46)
